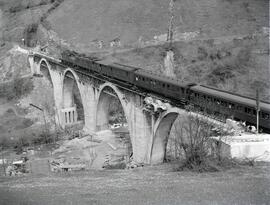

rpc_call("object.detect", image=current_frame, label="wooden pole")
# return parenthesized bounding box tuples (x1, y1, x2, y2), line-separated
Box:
(256, 89, 260, 134)
(168, 0, 174, 50)
(1, 146, 6, 176)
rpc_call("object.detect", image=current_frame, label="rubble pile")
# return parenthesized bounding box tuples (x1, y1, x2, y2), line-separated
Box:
(50, 129, 134, 171)
(4, 157, 29, 176)
(126, 160, 144, 169)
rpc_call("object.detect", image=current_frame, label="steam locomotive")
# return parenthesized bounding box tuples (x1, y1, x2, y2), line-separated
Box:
(61, 50, 270, 132)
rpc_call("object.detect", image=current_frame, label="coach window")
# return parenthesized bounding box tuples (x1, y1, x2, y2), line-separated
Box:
(228, 103, 233, 109)
(237, 105, 242, 111)
(143, 77, 145, 81)
(126, 72, 128, 76)
(262, 112, 269, 120)
(245, 107, 252, 114)
(221, 101, 227, 106)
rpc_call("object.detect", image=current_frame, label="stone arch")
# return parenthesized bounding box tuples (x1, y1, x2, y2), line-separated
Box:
(151, 108, 186, 164)
(96, 82, 134, 166)
(37, 58, 52, 76)
(39, 59, 54, 84)
(96, 82, 130, 131)
(62, 68, 85, 125)
(32, 58, 56, 118)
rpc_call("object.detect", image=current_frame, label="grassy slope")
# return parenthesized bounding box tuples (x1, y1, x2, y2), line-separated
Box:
(112, 34, 270, 101)
(47, 0, 268, 46)
(0, 0, 269, 100)
(46, 0, 269, 100)
(0, 164, 270, 205)
(0, 0, 52, 43)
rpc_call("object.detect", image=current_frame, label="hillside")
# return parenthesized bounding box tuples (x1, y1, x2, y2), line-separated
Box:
(0, 0, 269, 100)
(1, 0, 268, 49)
(111, 33, 270, 101)
(46, 0, 269, 100)
(47, 0, 268, 48)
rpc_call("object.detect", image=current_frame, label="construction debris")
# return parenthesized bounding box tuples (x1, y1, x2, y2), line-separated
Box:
(126, 160, 144, 169)
(5, 157, 29, 176)
(51, 129, 134, 170)
(143, 96, 168, 113)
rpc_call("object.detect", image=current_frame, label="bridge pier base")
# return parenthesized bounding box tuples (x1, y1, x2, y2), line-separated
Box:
(78, 83, 97, 133)
(60, 107, 78, 126)
(127, 96, 153, 164)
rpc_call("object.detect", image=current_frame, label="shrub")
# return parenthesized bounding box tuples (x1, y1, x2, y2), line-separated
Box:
(0, 77, 34, 100)
(197, 46, 208, 61)
(169, 110, 231, 172)
(23, 23, 39, 47)
(0, 136, 13, 149)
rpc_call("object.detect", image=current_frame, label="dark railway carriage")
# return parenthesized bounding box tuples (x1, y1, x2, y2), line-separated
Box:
(96, 60, 136, 83)
(60, 49, 270, 132)
(134, 69, 187, 102)
(61, 50, 101, 73)
(61, 50, 77, 67)
(189, 85, 270, 131)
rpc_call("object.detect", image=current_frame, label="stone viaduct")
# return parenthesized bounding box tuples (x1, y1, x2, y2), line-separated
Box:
(28, 52, 216, 165)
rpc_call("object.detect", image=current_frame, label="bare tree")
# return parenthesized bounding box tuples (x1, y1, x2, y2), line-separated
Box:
(168, 110, 230, 172)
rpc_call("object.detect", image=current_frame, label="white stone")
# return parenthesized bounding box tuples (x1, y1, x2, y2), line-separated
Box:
(213, 134, 270, 161)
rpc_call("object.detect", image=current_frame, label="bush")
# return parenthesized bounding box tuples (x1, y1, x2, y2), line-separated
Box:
(169, 111, 231, 172)
(33, 131, 55, 145)
(197, 46, 208, 61)
(0, 77, 34, 100)
(0, 136, 13, 149)
(23, 23, 39, 47)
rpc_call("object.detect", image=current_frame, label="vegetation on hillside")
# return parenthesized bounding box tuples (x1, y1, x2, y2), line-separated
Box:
(0, 76, 34, 100)
(112, 32, 270, 101)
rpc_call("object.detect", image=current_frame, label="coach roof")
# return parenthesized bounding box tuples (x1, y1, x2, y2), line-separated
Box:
(191, 85, 270, 111)
(135, 69, 188, 88)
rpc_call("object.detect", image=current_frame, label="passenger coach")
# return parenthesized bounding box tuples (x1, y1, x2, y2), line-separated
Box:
(189, 85, 270, 131)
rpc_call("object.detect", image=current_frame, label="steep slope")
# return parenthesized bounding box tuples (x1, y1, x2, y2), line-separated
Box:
(111, 33, 270, 101)
(47, 0, 268, 47)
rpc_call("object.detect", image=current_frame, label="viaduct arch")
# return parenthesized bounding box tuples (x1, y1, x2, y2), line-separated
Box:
(62, 69, 85, 126)
(96, 83, 129, 129)
(151, 108, 186, 164)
